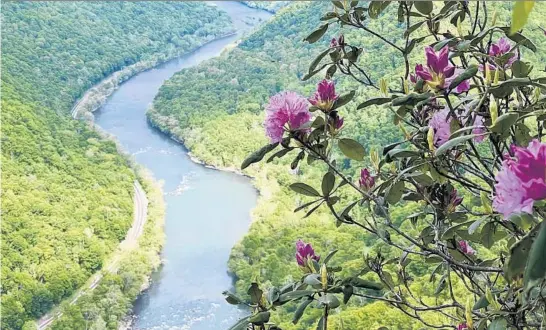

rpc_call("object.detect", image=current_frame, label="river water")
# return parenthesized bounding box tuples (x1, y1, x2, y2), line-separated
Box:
(94, 2, 272, 329)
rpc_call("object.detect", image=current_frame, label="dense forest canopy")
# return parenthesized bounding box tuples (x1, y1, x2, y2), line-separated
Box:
(1, 2, 232, 329)
(149, 1, 546, 329)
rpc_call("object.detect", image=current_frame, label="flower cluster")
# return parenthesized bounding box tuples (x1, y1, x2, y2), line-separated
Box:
(458, 240, 476, 255)
(487, 37, 518, 70)
(309, 79, 338, 112)
(359, 168, 375, 191)
(264, 91, 312, 143)
(493, 140, 546, 219)
(412, 46, 470, 93)
(330, 34, 344, 48)
(428, 108, 485, 147)
(295, 240, 320, 273)
(264, 80, 340, 142)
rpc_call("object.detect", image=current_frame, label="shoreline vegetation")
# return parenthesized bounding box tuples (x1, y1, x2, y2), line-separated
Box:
(71, 32, 237, 120)
(52, 28, 261, 330)
(2, 2, 237, 329)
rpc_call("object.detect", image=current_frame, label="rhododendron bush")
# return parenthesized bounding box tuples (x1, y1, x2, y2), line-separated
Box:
(228, 1, 545, 329)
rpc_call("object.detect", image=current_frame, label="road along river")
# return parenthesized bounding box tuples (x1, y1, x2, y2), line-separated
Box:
(93, 2, 272, 329)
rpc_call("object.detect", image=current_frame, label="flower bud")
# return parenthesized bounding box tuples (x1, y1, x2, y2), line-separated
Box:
(489, 98, 498, 123)
(359, 168, 375, 191)
(370, 148, 380, 171)
(484, 64, 491, 84)
(493, 68, 500, 85)
(427, 127, 435, 151)
(320, 264, 328, 290)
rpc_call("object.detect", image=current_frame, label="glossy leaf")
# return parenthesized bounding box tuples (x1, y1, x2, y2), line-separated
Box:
(304, 24, 329, 44)
(292, 297, 313, 324)
(435, 134, 484, 156)
(290, 183, 321, 197)
(338, 138, 365, 161)
(524, 222, 546, 293)
(241, 143, 279, 169)
(448, 65, 478, 91)
(321, 172, 335, 196)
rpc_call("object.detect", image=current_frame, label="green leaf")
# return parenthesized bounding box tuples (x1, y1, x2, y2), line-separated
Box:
(247, 283, 263, 305)
(342, 285, 354, 304)
(321, 172, 335, 196)
(338, 138, 365, 161)
(449, 65, 478, 91)
(414, 1, 433, 15)
(480, 222, 495, 249)
(512, 60, 533, 78)
(524, 222, 546, 293)
(442, 220, 474, 240)
(304, 24, 329, 44)
(241, 143, 279, 169)
(309, 49, 331, 73)
(510, 0, 535, 35)
(249, 311, 270, 324)
(323, 249, 338, 265)
(333, 90, 355, 109)
(404, 21, 426, 38)
(278, 290, 315, 303)
(434, 38, 455, 51)
(290, 183, 321, 197)
(488, 318, 508, 330)
(267, 287, 280, 304)
(332, 0, 345, 10)
(267, 148, 293, 163)
(318, 293, 340, 308)
(489, 112, 519, 134)
(435, 134, 484, 156)
(434, 275, 447, 296)
(473, 294, 490, 310)
(357, 97, 392, 109)
(505, 228, 537, 280)
(292, 297, 313, 324)
(391, 92, 433, 106)
(316, 316, 325, 330)
(348, 277, 383, 290)
(223, 291, 244, 305)
(228, 315, 251, 330)
(386, 180, 405, 205)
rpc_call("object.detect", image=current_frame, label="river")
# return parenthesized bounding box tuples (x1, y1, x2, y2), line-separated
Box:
(93, 2, 272, 329)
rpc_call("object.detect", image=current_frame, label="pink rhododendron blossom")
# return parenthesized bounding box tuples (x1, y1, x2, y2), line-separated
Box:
(429, 108, 452, 147)
(359, 168, 375, 191)
(493, 140, 546, 219)
(457, 323, 468, 330)
(414, 46, 470, 93)
(295, 240, 320, 270)
(309, 80, 338, 111)
(458, 240, 476, 255)
(330, 35, 344, 48)
(489, 37, 518, 69)
(510, 140, 546, 201)
(264, 91, 311, 143)
(429, 108, 485, 147)
(333, 116, 344, 130)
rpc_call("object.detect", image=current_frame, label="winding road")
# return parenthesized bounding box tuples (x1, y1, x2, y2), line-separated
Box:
(37, 181, 148, 330)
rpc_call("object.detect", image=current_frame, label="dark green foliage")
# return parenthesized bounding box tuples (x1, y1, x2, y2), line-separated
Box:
(1, 2, 231, 329)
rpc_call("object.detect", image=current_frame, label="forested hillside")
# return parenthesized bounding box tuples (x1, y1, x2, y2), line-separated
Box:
(1, 3, 232, 329)
(149, 1, 546, 328)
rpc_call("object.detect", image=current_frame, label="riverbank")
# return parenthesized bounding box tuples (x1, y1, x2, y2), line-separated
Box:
(71, 32, 236, 119)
